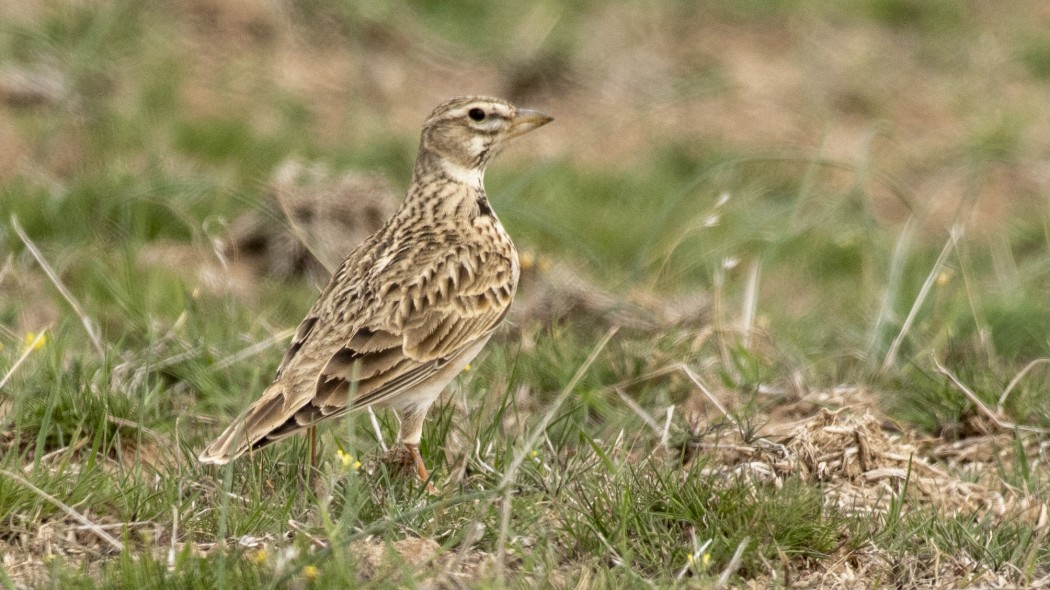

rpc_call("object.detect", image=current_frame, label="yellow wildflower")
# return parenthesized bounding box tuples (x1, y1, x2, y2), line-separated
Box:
(23, 332, 46, 350)
(687, 552, 712, 570)
(301, 564, 320, 582)
(336, 449, 362, 470)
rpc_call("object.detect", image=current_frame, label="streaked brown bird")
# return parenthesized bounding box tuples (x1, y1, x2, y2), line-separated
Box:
(198, 97, 553, 482)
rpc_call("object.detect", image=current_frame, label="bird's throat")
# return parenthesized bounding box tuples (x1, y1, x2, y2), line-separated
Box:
(438, 159, 484, 188)
(404, 149, 493, 221)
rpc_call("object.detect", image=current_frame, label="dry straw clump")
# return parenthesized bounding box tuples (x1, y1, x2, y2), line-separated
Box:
(702, 401, 1049, 589)
(705, 405, 1047, 525)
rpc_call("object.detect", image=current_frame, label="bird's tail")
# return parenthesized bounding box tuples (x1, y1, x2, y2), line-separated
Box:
(197, 381, 303, 465)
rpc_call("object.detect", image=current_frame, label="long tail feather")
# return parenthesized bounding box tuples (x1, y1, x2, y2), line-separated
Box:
(197, 382, 296, 464)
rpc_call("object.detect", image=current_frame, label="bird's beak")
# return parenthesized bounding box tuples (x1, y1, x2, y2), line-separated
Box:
(507, 108, 554, 139)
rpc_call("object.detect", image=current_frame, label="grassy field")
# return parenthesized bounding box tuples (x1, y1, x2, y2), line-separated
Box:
(2, 1, 1050, 588)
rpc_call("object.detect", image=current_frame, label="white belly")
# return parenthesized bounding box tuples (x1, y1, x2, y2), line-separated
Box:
(390, 335, 490, 413)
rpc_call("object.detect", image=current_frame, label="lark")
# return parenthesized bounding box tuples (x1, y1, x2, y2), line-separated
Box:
(198, 97, 553, 481)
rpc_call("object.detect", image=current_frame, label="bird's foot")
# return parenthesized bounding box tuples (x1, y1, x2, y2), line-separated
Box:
(377, 443, 437, 494)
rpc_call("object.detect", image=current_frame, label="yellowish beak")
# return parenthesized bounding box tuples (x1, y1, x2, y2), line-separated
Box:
(507, 108, 554, 138)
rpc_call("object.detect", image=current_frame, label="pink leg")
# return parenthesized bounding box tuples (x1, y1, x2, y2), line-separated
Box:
(404, 443, 429, 481)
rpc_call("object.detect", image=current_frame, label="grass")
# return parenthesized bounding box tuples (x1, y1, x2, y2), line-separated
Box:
(2, 0, 1050, 588)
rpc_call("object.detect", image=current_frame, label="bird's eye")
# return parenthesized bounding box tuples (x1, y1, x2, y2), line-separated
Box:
(468, 108, 486, 121)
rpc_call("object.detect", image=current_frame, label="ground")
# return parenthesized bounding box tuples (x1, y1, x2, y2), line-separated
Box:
(1, 1, 1050, 588)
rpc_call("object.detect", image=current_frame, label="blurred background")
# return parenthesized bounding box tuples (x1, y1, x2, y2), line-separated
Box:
(3, 0, 1050, 433)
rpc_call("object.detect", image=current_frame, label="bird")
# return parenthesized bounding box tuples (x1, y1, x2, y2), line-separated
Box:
(198, 96, 553, 483)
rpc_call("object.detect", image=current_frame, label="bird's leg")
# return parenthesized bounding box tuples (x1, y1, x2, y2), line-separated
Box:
(397, 407, 430, 482)
(404, 443, 429, 482)
(394, 407, 436, 492)
(308, 426, 317, 486)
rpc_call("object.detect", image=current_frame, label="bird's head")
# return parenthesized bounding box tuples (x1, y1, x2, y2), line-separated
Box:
(418, 96, 553, 180)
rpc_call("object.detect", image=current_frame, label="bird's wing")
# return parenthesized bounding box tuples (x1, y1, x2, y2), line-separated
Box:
(198, 247, 516, 464)
(272, 243, 368, 381)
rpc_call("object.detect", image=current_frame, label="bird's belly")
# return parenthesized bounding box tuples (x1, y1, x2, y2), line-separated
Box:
(389, 335, 491, 413)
